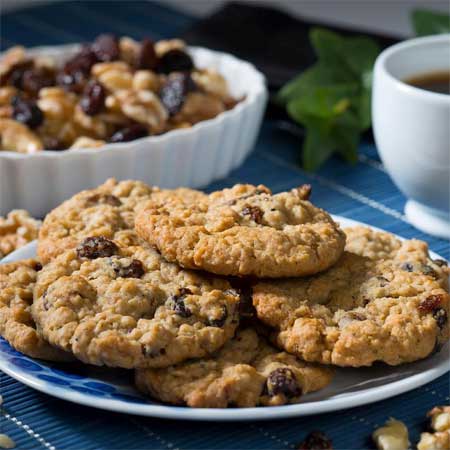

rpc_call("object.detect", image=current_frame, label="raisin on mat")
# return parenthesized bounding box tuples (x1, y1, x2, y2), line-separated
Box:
(159, 73, 195, 116)
(266, 368, 302, 398)
(80, 80, 105, 116)
(109, 124, 148, 143)
(76, 236, 118, 259)
(298, 431, 333, 450)
(158, 49, 193, 74)
(11, 96, 43, 129)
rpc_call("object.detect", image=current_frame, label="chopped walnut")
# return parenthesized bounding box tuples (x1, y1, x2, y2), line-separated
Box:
(418, 406, 450, 450)
(0, 118, 43, 153)
(372, 418, 410, 450)
(70, 136, 106, 149)
(172, 92, 225, 125)
(0, 209, 41, 258)
(154, 39, 186, 57)
(0, 434, 15, 449)
(92, 61, 133, 92)
(192, 68, 230, 101)
(119, 36, 140, 65)
(132, 70, 161, 92)
(0, 46, 26, 79)
(113, 89, 167, 133)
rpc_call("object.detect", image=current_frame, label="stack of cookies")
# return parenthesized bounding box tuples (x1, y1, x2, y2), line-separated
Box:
(0, 179, 448, 408)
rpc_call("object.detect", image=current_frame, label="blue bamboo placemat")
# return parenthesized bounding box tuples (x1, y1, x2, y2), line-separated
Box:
(1, 2, 449, 449)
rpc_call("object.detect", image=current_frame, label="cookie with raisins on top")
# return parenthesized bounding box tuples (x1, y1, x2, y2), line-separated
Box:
(32, 237, 239, 368)
(135, 328, 333, 408)
(135, 184, 345, 278)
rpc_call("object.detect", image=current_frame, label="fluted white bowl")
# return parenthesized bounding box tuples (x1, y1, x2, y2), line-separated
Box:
(0, 44, 268, 217)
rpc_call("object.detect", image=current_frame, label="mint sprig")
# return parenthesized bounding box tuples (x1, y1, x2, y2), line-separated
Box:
(277, 28, 380, 171)
(412, 9, 450, 36)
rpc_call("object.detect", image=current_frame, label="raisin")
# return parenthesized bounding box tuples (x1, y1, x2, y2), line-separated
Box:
(137, 38, 158, 70)
(86, 193, 122, 206)
(207, 305, 228, 327)
(1, 60, 33, 88)
(433, 308, 448, 329)
(298, 431, 333, 450)
(242, 205, 264, 224)
(401, 262, 414, 272)
(434, 259, 448, 267)
(21, 66, 55, 96)
(91, 34, 119, 62)
(158, 49, 193, 74)
(237, 286, 255, 321)
(113, 259, 145, 278)
(80, 80, 105, 116)
(171, 288, 193, 318)
(422, 264, 437, 278)
(109, 124, 148, 143)
(418, 294, 443, 313)
(11, 96, 44, 129)
(34, 262, 42, 271)
(142, 346, 166, 357)
(57, 47, 98, 94)
(76, 236, 118, 259)
(159, 72, 196, 116)
(295, 184, 312, 200)
(266, 368, 302, 398)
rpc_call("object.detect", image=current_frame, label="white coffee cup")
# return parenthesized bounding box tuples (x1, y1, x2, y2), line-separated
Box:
(372, 35, 450, 239)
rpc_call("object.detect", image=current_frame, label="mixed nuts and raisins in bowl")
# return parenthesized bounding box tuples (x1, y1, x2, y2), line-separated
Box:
(0, 34, 240, 153)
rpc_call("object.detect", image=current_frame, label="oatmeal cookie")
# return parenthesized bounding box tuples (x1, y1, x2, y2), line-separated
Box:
(345, 226, 449, 289)
(0, 259, 72, 360)
(418, 406, 450, 450)
(253, 234, 449, 367)
(0, 210, 41, 258)
(33, 237, 240, 368)
(135, 328, 333, 408)
(37, 178, 156, 264)
(135, 184, 346, 278)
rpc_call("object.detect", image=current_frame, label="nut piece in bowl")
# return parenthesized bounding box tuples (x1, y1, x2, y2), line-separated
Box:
(0, 35, 242, 152)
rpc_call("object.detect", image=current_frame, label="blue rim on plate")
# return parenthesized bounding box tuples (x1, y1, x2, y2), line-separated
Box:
(1, 216, 448, 421)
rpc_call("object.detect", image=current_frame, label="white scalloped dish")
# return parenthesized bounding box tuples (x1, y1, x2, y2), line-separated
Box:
(0, 44, 268, 217)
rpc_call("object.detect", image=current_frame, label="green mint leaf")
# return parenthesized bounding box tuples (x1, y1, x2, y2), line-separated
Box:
(302, 125, 335, 171)
(277, 65, 335, 106)
(412, 9, 450, 36)
(310, 28, 355, 81)
(332, 125, 359, 164)
(286, 84, 359, 122)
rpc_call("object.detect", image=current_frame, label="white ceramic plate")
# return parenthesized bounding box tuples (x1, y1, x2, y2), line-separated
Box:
(0, 216, 448, 421)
